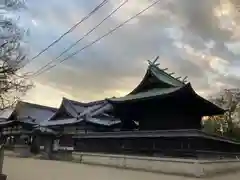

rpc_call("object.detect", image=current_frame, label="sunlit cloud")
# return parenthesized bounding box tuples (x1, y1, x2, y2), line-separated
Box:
(31, 19, 38, 26)
(4, 0, 240, 106)
(214, 0, 240, 39)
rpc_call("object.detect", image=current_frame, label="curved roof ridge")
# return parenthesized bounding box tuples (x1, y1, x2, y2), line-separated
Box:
(61, 98, 79, 117)
(51, 98, 108, 119)
(7, 100, 57, 122)
(16, 101, 57, 112)
(109, 83, 189, 103)
(46, 97, 77, 121)
(149, 64, 185, 87)
(129, 57, 186, 95)
(63, 97, 106, 107)
(148, 56, 187, 85)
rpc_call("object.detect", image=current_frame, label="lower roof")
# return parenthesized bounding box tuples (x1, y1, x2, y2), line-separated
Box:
(40, 117, 121, 127)
(73, 129, 240, 145)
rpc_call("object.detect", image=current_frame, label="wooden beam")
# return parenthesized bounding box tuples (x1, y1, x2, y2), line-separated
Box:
(168, 72, 175, 75)
(176, 76, 181, 80)
(161, 68, 168, 71)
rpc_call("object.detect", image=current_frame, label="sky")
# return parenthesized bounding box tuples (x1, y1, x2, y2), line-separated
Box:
(7, 0, 240, 107)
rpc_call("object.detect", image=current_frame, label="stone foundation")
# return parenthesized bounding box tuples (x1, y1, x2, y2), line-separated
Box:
(0, 174, 7, 180)
(52, 151, 73, 161)
(72, 152, 240, 178)
(13, 145, 32, 157)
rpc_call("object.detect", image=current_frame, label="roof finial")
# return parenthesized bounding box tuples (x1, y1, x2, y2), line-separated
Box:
(147, 59, 153, 65)
(147, 56, 160, 66)
(182, 76, 188, 82)
(152, 56, 159, 64)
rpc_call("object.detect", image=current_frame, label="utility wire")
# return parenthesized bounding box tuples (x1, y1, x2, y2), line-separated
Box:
(32, 0, 129, 76)
(28, 0, 108, 64)
(34, 0, 161, 77)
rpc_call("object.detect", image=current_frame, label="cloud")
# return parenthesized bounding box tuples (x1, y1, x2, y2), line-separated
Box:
(22, 82, 75, 107)
(10, 0, 240, 106)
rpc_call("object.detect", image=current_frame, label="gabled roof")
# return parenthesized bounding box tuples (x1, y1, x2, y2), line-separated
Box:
(50, 97, 107, 120)
(40, 117, 121, 127)
(7, 101, 57, 123)
(129, 57, 186, 94)
(0, 109, 14, 119)
(45, 98, 121, 127)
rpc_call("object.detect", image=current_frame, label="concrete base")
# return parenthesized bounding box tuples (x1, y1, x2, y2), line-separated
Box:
(72, 152, 240, 178)
(13, 145, 31, 158)
(38, 152, 52, 160)
(52, 151, 73, 161)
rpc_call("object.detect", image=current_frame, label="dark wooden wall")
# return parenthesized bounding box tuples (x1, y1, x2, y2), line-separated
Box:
(113, 97, 203, 130)
(74, 136, 240, 158)
(139, 113, 202, 130)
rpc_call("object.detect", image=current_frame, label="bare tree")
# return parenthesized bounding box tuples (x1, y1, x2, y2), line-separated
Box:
(0, 0, 32, 111)
(204, 88, 240, 140)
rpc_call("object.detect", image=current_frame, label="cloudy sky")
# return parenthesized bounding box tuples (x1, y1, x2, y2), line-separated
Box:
(8, 0, 240, 107)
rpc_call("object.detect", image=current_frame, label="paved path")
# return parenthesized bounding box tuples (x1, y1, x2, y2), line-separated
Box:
(2, 156, 240, 180)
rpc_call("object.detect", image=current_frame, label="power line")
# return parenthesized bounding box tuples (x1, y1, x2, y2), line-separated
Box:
(31, 0, 129, 76)
(34, 0, 161, 77)
(27, 0, 108, 64)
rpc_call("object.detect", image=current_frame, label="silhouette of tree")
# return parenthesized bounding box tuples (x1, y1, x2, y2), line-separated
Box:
(0, 0, 32, 111)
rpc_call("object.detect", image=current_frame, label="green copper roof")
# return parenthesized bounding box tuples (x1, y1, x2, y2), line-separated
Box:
(108, 83, 225, 115)
(129, 57, 186, 94)
(108, 57, 224, 116)
(149, 64, 185, 87)
(109, 86, 183, 102)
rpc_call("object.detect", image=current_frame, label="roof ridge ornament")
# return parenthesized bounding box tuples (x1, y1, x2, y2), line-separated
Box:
(147, 56, 188, 84)
(152, 56, 159, 64)
(182, 76, 188, 83)
(147, 56, 159, 66)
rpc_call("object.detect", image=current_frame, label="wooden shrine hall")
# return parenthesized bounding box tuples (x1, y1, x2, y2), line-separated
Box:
(73, 57, 240, 158)
(0, 56, 240, 158)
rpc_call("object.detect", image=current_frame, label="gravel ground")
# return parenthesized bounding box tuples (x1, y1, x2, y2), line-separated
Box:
(2, 156, 240, 180)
